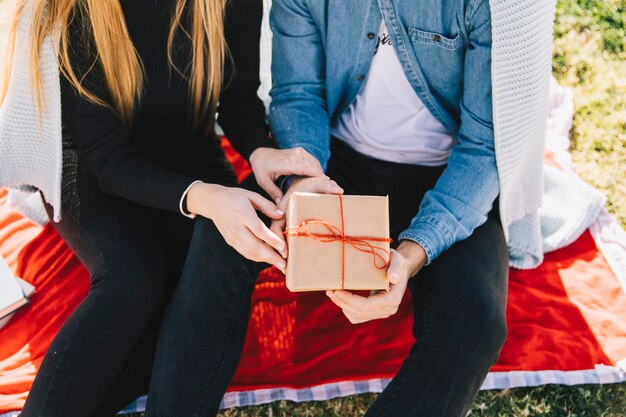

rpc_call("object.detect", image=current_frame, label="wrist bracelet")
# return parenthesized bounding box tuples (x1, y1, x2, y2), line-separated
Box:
(179, 180, 203, 219)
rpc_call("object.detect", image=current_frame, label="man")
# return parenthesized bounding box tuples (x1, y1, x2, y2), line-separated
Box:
(267, 0, 510, 415)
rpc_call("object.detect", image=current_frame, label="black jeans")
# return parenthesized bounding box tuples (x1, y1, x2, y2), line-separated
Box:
(21, 164, 264, 417)
(327, 139, 509, 417)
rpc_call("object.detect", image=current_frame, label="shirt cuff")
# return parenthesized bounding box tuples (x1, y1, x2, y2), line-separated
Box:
(179, 180, 203, 219)
(398, 217, 452, 265)
(276, 175, 302, 193)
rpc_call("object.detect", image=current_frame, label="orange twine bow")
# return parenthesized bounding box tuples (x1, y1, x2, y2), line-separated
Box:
(284, 195, 392, 290)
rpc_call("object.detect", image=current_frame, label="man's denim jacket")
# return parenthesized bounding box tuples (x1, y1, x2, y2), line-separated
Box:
(269, 0, 499, 263)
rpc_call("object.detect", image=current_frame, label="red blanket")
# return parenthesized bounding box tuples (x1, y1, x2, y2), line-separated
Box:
(1, 140, 625, 413)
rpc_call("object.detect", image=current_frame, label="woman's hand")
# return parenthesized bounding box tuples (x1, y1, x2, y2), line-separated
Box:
(249, 147, 326, 203)
(187, 182, 287, 271)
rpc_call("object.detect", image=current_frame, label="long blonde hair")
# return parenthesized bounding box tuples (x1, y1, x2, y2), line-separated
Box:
(1, 0, 228, 128)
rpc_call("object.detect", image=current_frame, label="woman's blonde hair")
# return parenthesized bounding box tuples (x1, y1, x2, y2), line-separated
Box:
(1, 0, 228, 128)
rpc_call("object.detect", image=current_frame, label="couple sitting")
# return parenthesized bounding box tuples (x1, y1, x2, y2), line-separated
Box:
(1, 0, 553, 416)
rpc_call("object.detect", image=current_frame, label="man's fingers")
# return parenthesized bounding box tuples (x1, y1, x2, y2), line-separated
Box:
(327, 289, 402, 316)
(303, 179, 344, 195)
(272, 148, 326, 178)
(343, 310, 364, 325)
(257, 177, 283, 204)
(326, 291, 356, 316)
(247, 192, 284, 220)
(326, 291, 375, 319)
(323, 247, 407, 324)
(326, 292, 394, 324)
(327, 290, 364, 311)
(247, 220, 286, 254)
(292, 148, 325, 172)
(326, 291, 355, 312)
(386, 250, 405, 285)
(343, 309, 392, 325)
(279, 160, 324, 178)
(387, 279, 407, 303)
(365, 281, 405, 306)
(324, 180, 344, 195)
(332, 290, 390, 311)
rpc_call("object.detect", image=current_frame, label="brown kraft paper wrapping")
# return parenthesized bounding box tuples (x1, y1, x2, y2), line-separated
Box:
(285, 192, 391, 292)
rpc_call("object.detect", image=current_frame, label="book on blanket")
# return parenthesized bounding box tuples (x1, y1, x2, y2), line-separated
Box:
(0, 256, 35, 330)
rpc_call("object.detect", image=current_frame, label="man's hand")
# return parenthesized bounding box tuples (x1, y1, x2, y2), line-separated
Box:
(326, 240, 428, 324)
(269, 176, 344, 258)
(249, 147, 326, 203)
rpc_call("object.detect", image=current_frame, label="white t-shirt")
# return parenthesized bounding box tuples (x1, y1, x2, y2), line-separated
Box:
(331, 22, 456, 166)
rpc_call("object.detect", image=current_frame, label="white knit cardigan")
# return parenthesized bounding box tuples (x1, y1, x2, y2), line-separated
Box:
(0, 0, 601, 269)
(0, 3, 62, 222)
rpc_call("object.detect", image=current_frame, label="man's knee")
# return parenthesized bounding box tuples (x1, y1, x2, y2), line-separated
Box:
(418, 266, 508, 362)
(457, 288, 508, 361)
(424, 216, 509, 355)
(478, 300, 507, 356)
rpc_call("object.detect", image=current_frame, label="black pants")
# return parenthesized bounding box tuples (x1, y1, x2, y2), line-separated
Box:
(21, 164, 264, 417)
(327, 139, 509, 417)
(22, 139, 507, 417)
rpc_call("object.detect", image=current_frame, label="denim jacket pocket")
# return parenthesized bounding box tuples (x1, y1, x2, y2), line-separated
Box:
(407, 28, 465, 91)
(408, 28, 464, 50)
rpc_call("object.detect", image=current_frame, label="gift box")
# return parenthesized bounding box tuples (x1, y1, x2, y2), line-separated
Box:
(285, 192, 391, 292)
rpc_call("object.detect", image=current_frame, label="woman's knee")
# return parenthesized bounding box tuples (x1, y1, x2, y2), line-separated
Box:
(89, 247, 169, 313)
(177, 217, 256, 302)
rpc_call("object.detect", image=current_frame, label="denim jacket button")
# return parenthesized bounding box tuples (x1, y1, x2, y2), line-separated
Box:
(433, 34, 441, 42)
(367, 32, 376, 39)
(356, 74, 365, 81)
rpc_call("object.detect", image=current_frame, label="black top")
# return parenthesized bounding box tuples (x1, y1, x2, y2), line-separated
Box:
(61, 0, 272, 212)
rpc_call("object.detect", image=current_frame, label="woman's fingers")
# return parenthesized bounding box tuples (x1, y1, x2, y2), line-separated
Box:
(247, 219, 285, 255)
(247, 191, 285, 220)
(241, 229, 286, 271)
(242, 192, 287, 258)
(270, 218, 288, 258)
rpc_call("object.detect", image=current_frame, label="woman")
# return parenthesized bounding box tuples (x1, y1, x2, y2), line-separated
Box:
(1, 0, 323, 415)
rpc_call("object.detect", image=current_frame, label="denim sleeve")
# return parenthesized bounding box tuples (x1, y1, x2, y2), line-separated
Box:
(398, 0, 500, 264)
(268, 0, 332, 169)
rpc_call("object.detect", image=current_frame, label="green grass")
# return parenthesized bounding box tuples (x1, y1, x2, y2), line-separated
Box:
(553, 0, 626, 227)
(123, 385, 626, 417)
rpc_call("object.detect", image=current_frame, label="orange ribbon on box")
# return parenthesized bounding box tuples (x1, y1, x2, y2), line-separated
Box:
(284, 194, 392, 290)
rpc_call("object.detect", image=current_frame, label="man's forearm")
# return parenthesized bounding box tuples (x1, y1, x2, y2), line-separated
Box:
(396, 240, 428, 278)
